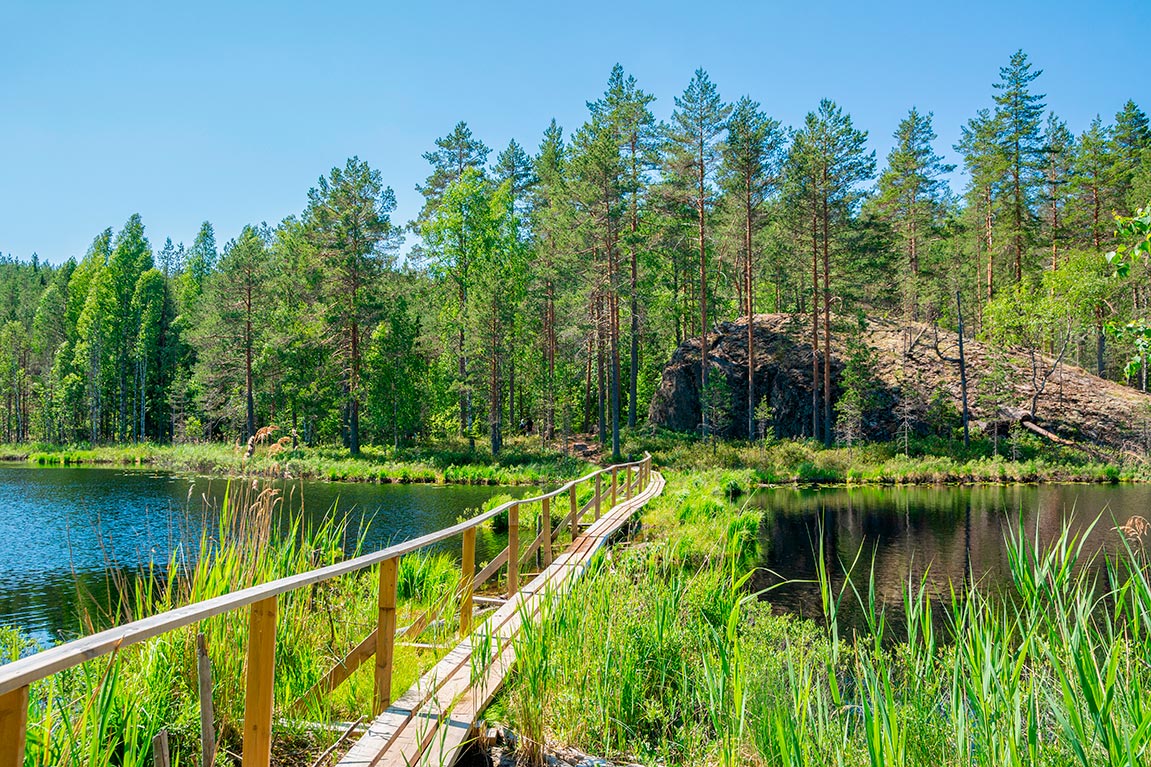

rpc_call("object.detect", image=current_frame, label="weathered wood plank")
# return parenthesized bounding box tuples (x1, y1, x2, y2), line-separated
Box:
(242, 596, 277, 767)
(507, 503, 519, 597)
(0, 462, 647, 696)
(336, 470, 665, 767)
(0, 685, 28, 767)
(460, 528, 476, 635)
(374, 558, 398, 715)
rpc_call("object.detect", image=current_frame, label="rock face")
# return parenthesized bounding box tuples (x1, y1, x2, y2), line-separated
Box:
(648, 314, 893, 440)
(649, 313, 1151, 453)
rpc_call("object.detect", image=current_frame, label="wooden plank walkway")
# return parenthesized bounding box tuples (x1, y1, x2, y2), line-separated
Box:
(336, 470, 666, 767)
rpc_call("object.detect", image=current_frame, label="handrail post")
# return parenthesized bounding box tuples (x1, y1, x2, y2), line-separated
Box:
(507, 502, 519, 596)
(0, 685, 28, 767)
(611, 468, 618, 508)
(542, 495, 553, 567)
(594, 474, 602, 520)
(460, 528, 476, 635)
(569, 484, 578, 540)
(242, 596, 277, 767)
(374, 558, 398, 715)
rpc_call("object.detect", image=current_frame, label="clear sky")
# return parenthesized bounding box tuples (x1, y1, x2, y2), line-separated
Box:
(1, 0, 1145, 264)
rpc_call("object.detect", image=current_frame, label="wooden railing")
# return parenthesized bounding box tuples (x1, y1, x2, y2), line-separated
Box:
(0, 453, 654, 767)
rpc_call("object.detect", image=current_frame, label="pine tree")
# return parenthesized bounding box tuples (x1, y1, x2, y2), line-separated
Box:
(305, 157, 401, 455)
(531, 120, 569, 441)
(956, 109, 1004, 304)
(419, 123, 491, 437)
(570, 114, 626, 458)
(418, 121, 492, 219)
(992, 50, 1046, 282)
(492, 139, 537, 433)
(663, 69, 731, 436)
(179, 221, 217, 310)
(1073, 117, 1114, 251)
(1112, 100, 1151, 213)
(1041, 114, 1075, 269)
(590, 65, 658, 430)
(194, 226, 272, 440)
(785, 99, 875, 443)
(873, 108, 954, 316)
(720, 96, 785, 438)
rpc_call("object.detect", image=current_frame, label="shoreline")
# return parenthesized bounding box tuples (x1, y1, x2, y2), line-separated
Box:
(3, 437, 1147, 487)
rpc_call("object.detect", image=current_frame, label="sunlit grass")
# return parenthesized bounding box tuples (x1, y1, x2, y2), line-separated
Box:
(0, 437, 595, 486)
(630, 429, 1143, 485)
(1, 479, 473, 766)
(503, 469, 1151, 766)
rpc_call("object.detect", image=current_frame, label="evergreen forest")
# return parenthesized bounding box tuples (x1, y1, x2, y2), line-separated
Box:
(2, 51, 1149, 459)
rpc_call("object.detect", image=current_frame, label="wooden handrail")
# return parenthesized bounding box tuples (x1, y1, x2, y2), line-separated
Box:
(0, 452, 652, 712)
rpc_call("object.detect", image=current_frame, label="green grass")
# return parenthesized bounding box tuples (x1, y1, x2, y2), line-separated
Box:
(8, 427, 1134, 489)
(0, 437, 594, 486)
(502, 469, 1151, 766)
(629, 428, 1149, 485)
(1, 479, 473, 766)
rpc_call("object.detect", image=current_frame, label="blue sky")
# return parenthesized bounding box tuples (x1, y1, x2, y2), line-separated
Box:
(1, 0, 1145, 263)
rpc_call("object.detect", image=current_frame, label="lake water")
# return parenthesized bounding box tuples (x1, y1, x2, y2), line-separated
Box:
(0, 466, 526, 644)
(751, 484, 1151, 636)
(7, 467, 1149, 648)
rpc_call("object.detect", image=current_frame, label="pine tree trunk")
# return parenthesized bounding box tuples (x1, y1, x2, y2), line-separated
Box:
(821, 191, 832, 446)
(597, 296, 606, 446)
(490, 304, 500, 456)
(811, 204, 820, 440)
(698, 156, 709, 438)
(985, 185, 994, 300)
(629, 138, 640, 430)
(956, 291, 970, 446)
(349, 316, 360, 456)
(583, 335, 593, 433)
(245, 281, 255, 441)
(746, 176, 755, 441)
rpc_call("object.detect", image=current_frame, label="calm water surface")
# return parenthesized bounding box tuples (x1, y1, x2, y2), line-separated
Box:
(751, 484, 1151, 634)
(0, 466, 527, 643)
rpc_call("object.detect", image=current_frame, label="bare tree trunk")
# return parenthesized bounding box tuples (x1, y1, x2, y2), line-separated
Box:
(245, 279, 255, 441)
(698, 156, 709, 437)
(490, 304, 501, 455)
(349, 315, 360, 456)
(546, 277, 556, 438)
(811, 205, 820, 440)
(582, 335, 593, 433)
(629, 137, 640, 430)
(956, 291, 970, 446)
(745, 177, 755, 440)
(821, 190, 832, 445)
(985, 185, 994, 300)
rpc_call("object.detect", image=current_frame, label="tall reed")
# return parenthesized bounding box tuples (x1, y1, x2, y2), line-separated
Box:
(503, 472, 1151, 766)
(11, 479, 464, 765)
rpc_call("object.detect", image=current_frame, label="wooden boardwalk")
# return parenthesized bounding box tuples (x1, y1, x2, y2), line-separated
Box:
(0, 455, 658, 767)
(337, 470, 666, 767)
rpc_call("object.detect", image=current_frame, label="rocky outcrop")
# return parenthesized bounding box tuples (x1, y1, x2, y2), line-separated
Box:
(648, 314, 893, 440)
(648, 313, 1151, 454)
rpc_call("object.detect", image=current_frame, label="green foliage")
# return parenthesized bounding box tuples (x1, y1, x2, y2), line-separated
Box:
(1106, 204, 1151, 381)
(834, 321, 880, 446)
(506, 471, 1151, 766)
(0, 54, 1147, 466)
